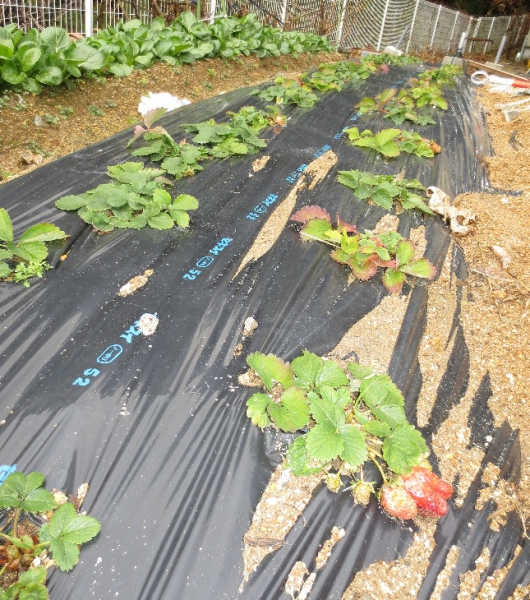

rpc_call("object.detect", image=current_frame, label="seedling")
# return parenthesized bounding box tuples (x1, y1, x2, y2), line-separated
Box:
(0, 471, 101, 596)
(345, 127, 441, 159)
(245, 350, 453, 519)
(55, 162, 198, 232)
(0, 209, 68, 287)
(56, 105, 74, 119)
(88, 104, 105, 117)
(337, 169, 433, 214)
(417, 64, 463, 85)
(290, 206, 436, 293)
(305, 60, 376, 92)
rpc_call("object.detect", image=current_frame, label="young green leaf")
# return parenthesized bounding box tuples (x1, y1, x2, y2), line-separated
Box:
(339, 425, 367, 467)
(247, 352, 294, 393)
(305, 420, 344, 462)
(396, 239, 415, 266)
(299, 218, 333, 243)
(0, 471, 56, 513)
(399, 258, 437, 279)
(285, 436, 324, 476)
(39, 502, 101, 572)
(382, 268, 406, 293)
(55, 195, 88, 211)
(246, 393, 272, 429)
(268, 387, 310, 432)
(172, 194, 199, 211)
(0, 208, 14, 243)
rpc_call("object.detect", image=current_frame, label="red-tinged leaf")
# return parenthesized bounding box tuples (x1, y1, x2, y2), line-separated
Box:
(373, 258, 396, 268)
(133, 125, 146, 137)
(144, 107, 167, 129)
(383, 268, 406, 293)
(380, 64, 390, 74)
(396, 239, 415, 267)
(337, 214, 357, 233)
(331, 248, 350, 265)
(291, 205, 331, 224)
(399, 258, 437, 280)
(350, 257, 378, 281)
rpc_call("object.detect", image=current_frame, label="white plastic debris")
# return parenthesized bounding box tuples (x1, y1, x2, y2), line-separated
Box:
(138, 313, 159, 336)
(492, 245, 511, 269)
(426, 186, 477, 235)
(138, 92, 190, 116)
(242, 317, 258, 336)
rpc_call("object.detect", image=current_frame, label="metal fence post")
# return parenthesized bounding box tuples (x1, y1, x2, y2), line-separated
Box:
(336, 0, 348, 50)
(280, 0, 288, 30)
(406, 0, 420, 54)
(209, 0, 217, 23)
(448, 11, 459, 52)
(85, 0, 93, 37)
(430, 4, 442, 49)
(377, 0, 391, 51)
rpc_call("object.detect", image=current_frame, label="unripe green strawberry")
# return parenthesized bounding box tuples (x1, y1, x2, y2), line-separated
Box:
(380, 484, 418, 520)
(352, 481, 373, 506)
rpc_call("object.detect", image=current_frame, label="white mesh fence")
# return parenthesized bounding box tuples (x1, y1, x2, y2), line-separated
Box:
(0, 0, 528, 60)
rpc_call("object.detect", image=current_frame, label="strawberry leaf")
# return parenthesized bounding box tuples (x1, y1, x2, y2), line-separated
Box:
(247, 352, 294, 393)
(18, 223, 67, 244)
(339, 425, 367, 467)
(350, 257, 377, 281)
(382, 423, 428, 474)
(285, 436, 325, 476)
(396, 239, 415, 266)
(291, 205, 331, 224)
(310, 396, 345, 428)
(300, 218, 333, 243)
(382, 268, 406, 293)
(268, 387, 310, 432)
(0, 208, 14, 243)
(246, 394, 271, 429)
(305, 420, 343, 462)
(374, 128, 401, 147)
(400, 258, 437, 279)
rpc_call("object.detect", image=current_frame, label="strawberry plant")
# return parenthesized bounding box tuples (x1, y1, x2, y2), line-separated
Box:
(417, 64, 463, 85)
(0, 209, 68, 287)
(290, 206, 436, 293)
(54, 162, 198, 232)
(245, 350, 453, 519)
(356, 88, 436, 126)
(345, 127, 441, 159)
(337, 170, 433, 214)
(0, 471, 101, 597)
(253, 76, 318, 108)
(304, 60, 376, 92)
(129, 105, 284, 172)
(361, 53, 420, 66)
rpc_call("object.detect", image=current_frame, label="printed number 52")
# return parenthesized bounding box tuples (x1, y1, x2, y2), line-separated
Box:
(73, 368, 100, 387)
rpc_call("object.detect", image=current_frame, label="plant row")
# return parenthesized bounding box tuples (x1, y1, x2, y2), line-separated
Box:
(0, 12, 331, 94)
(245, 350, 453, 520)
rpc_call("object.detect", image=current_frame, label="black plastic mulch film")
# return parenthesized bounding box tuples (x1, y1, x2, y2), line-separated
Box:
(0, 64, 527, 599)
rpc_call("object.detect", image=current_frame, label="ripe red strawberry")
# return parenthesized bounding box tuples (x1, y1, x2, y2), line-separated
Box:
(380, 484, 418, 520)
(401, 467, 453, 517)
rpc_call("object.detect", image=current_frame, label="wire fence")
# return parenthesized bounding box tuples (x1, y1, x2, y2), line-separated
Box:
(1, 0, 529, 60)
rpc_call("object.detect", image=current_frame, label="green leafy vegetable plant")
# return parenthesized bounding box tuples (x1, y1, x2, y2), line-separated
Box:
(304, 59, 376, 92)
(290, 206, 436, 293)
(245, 350, 435, 508)
(0, 471, 101, 597)
(361, 53, 420, 66)
(54, 162, 198, 232)
(345, 127, 441, 159)
(253, 76, 318, 108)
(337, 169, 433, 214)
(0, 209, 68, 287)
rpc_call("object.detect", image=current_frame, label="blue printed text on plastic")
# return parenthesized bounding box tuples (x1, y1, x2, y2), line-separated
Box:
(97, 344, 123, 364)
(246, 194, 279, 221)
(0, 465, 16, 485)
(183, 237, 233, 281)
(286, 164, 308, 184)
(314, 144, 331, 158)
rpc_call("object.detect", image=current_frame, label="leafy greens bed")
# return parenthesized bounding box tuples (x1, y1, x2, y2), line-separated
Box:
(0, 12, 331, 94)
